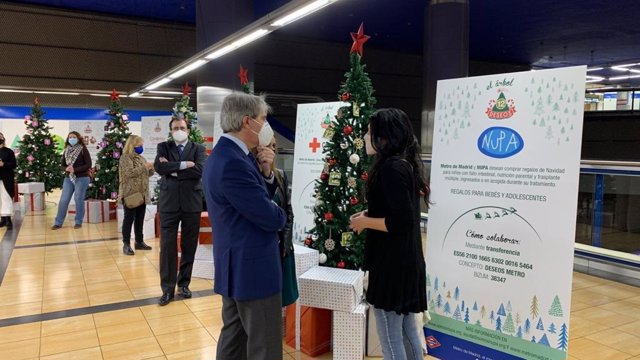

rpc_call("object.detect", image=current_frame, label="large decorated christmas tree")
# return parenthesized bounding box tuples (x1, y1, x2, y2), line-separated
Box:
(87, 89, 131, 200)
(306, 23, 377, 270)
(16, 98, 64, 193)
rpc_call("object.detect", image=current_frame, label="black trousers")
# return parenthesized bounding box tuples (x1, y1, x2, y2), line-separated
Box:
(217, 293, 282, 360)
(159, 211, 200, 294)
(121, 203, 146, 244)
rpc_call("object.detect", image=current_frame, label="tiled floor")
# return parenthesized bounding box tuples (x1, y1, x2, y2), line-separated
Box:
(0, 194, 639, 359)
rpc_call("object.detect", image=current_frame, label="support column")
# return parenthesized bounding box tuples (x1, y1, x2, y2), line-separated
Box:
(421, 0, 469, 153)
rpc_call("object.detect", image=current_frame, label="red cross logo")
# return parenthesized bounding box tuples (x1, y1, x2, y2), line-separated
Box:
(309, 137, 321, 153)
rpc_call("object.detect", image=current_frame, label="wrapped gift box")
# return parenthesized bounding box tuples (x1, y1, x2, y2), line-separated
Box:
(18, 182, 45, 193)
(69, 200, 108, 223)
(192, 259, 214, 279)
(299, 267, 364, 313)
(199, 212, 212, 244)
(21, 192, 45, 212)
(293, 244, 319, 281)
(334, 303, 367, 360)
(285, 304, 331, 357)
(117, 204, 157, 240)
(194, 244, 213, 261)
(366, 308, 383, 357)
(107, 201, 117, 220)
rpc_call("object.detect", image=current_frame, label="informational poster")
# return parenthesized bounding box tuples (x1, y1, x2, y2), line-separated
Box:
(425, 67, 586, 360)
(141, 116, 171, 198)
(290, 102, 345, 242)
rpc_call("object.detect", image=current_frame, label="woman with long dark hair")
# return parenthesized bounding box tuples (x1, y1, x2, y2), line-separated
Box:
(52, 131, 92, 230)
(350, 108, 429, 360)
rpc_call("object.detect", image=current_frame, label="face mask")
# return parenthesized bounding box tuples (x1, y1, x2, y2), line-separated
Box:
(134, 146, 144, 154)
(68, 138, 78, 146)
(172, 130, 188, 142)
(250, 118, 274, 147)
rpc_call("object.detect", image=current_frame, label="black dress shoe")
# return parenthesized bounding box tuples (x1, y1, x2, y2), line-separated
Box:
(178, 286, 192, 298)
(0, 217, 6, 228)
(158, 293, 174, 306)
(122, 244, 134, 256)
(134, 242, 152, 250)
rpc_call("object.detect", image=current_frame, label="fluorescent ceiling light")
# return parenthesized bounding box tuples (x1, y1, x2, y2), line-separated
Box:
(34, 91, 80, 95)
(609, 74, 640, 81)
(610, 63, 639, 68)
(145, 77, 172, 90)
(205, 44, 236, 60)
(129, 92, 141, 97)
(0, 88, 32, 93)
(205, 29, 268, 60)
(231, 29, 269, 48)
(89, 93, 111, 97)
(168, 60, 208, 79)
(271, 0, 332, 26)
(148, 90, 183, 95)
(585, 76, 604, 83)
(139, 96, 174, 100)
(586, 67, 603, 72)
(612, 66, 632, 72)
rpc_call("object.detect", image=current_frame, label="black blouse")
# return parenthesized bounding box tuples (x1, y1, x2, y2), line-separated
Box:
(364, 158, 427, 314)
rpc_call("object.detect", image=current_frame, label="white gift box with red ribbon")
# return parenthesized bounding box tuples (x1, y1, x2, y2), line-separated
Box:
(68, 200, 108, 223)
(116, 204, 157, 240)
(17, 182, 45, 193)
(20, 192, 45, 212)
(17, 182, 46, 212)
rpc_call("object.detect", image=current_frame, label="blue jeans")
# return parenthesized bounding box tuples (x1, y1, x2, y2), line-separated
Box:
(54, 176, 90, 226)
(373, 307, 424, 360)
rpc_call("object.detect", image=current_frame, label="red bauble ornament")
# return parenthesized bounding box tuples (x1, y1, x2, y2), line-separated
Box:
(304, 238, 312, 246)
(343, 126, 353, 135)
(320, 172, 329, 181)
(341, 92, 350, 101)
(328, 158, 336, 166)
(350, 197, 359, 205)
(360, 171, 369, 180)
(324, 212, 334, 221)
(337, 261, 346, 269)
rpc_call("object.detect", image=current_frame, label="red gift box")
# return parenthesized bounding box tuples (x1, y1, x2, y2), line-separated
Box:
(285, 304, 331, 357)
(199, 212, 212, 245)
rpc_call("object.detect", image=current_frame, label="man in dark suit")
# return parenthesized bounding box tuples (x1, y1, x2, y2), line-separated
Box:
(203, 93, 286, 360)
(154, 116, 207, 306)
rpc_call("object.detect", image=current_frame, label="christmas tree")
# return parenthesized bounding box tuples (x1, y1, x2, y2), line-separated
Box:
(87, 89, 131, 200)
(172, 83, 204, 145)
(305, 23, 376, 270)
(16, 98, 64, 193)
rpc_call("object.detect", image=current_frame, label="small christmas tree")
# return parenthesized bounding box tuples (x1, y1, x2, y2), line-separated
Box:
(238, 65, 251, 94)
(87, 89, 131, 200)
(305, 23, 376, 270)
(16, 98, 64, 193)
(172, 83, 204, 145)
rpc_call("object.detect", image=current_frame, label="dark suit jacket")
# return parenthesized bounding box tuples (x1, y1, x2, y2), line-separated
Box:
(203, 136, 286, 301)
(0, 147, 16, 197)
(154, 141, 206, 213)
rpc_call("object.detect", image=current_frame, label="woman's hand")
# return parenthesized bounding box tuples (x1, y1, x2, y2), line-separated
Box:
(66, 165, 74, 173)
(349, 211, 368, 234)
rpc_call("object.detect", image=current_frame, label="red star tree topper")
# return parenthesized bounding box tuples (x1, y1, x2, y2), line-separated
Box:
(350, 22, 370, 56)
